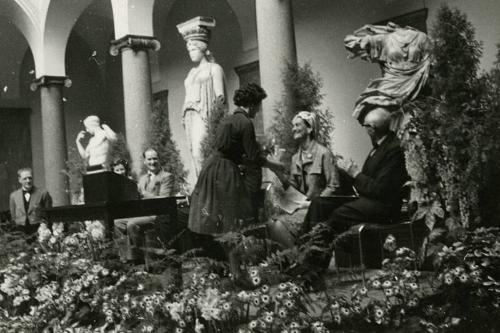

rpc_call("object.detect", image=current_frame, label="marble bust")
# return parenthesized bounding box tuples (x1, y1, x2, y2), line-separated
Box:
(178, 16, 226, 177)
(76, 115, 117, 171)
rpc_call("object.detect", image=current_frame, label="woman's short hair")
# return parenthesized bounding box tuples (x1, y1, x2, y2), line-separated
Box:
(233, 83, 267, 108)
(111, 159, 129, 171)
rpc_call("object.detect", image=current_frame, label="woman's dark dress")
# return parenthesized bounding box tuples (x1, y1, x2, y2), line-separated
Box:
(188, 108, 265, 235)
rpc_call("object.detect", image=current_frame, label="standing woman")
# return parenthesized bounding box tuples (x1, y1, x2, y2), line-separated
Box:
(188, 83, 284, 278)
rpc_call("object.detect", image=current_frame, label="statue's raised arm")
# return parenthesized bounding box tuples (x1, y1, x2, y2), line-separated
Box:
(345, 22, 432, 125)
(76, 115, 117, 171)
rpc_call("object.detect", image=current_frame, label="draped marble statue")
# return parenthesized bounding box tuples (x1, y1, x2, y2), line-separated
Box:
(177, 16, 226, 178)
(76, 115, 117, 172)
(344, 22, 432, 126)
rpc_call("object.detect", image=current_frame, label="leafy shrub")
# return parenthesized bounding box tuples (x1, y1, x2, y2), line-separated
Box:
(149, 94, 187, 193)
(402, 5, 500, 240)
(200, 97, 227, 164)
(419, 227, 500, 332)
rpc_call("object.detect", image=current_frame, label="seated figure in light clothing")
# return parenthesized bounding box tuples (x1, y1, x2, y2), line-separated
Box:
(114, 148, 174, 262)
(268, 111, 340, 248)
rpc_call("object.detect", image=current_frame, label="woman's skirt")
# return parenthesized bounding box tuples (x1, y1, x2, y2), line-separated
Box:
(188, 154, 255, 235)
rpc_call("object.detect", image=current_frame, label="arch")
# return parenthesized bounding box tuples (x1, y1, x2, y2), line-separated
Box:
(225, 0, 257, 51)
(0, 15, 31, 99)
(0, 0, 40, 72)
(40, 0, 94, 75)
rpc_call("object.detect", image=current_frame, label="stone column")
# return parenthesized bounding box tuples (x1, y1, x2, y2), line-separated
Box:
(31, 76, 71, 206)
(255, 0, 298, 130)
(110, 35, 160, 176)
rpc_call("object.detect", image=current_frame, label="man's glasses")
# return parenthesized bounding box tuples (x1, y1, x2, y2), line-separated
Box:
(362, 123, 376, 129)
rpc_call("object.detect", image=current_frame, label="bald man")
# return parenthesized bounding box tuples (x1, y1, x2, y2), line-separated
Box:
(330, 107, 408, 229)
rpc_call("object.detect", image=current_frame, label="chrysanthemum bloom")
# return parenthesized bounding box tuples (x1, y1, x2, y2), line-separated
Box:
(340, 307, 350, 316)
(278, 307, 288, 318)
(252, 276, 261, 286)
(264, 311, 274, 323)
(249, 269, 259, 277)
(330, 301, 340, 311)
(459, 273, 469, 283)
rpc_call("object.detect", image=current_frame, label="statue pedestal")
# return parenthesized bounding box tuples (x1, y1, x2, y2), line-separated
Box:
(83, 171, 139, 204)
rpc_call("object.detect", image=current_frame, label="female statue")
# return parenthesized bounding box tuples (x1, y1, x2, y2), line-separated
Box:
(344, 22, 432, 127)
(179, 17, 226, 177)
(76, 115, 117, 171)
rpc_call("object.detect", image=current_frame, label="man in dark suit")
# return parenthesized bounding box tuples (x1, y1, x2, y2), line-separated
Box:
(328, 106, 408, 234)
(114, 148, 174, 262)
(9, 167, 52, 234)
(302, 107, 407, 271)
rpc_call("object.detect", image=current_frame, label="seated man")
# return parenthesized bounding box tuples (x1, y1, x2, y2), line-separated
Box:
(329, 107, 408, 229)
(268, 111, 340, 247)
(309, 107, 408, 266)
(114, 148, 174, 262)
(9, 167, 52, 234)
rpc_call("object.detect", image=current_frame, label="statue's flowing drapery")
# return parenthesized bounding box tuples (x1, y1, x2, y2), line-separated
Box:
(344, 23, 432, 123)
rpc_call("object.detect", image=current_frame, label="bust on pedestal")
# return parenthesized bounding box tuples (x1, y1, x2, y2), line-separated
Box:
(76, 115, 117, 173)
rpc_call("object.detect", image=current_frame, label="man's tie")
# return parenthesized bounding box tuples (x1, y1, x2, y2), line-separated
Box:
(369, 143, 379, 157)
(145, 173, 154, 189)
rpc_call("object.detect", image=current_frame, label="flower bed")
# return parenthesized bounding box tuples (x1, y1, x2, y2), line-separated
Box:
(0, 223, 499, 332)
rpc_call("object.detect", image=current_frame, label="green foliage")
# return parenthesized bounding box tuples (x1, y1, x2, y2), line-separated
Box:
(63, 146, 86, 204)
(200, 97, 227, 163)
(419, 227, 500, 332)
(108, 132, 131, 164)
(402, 5, 500, 235)
(149, 97, 187, 194)
(268, 62, 335, 166)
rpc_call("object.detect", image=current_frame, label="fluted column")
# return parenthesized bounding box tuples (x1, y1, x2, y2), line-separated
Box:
(110, 35, 161, 176)
(256, 0, 298, 130)
(31, 76, 71, 206)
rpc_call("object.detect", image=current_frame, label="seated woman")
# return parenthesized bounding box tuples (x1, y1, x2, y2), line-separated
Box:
(268, 111, 340, 248)
(111, 158, 133, 179)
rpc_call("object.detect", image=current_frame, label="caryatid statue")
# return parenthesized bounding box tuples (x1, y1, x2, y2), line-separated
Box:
(177, 16, 226, 178)
(76, 115, 117, 172)
(344, 22, 432, 128)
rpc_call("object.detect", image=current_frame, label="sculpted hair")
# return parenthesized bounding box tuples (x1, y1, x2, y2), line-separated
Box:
(233, 83, 267, 108)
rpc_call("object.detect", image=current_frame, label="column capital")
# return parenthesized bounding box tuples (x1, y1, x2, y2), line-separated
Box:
(109, 35, 161, 56)
(30, 76, 72, 91)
